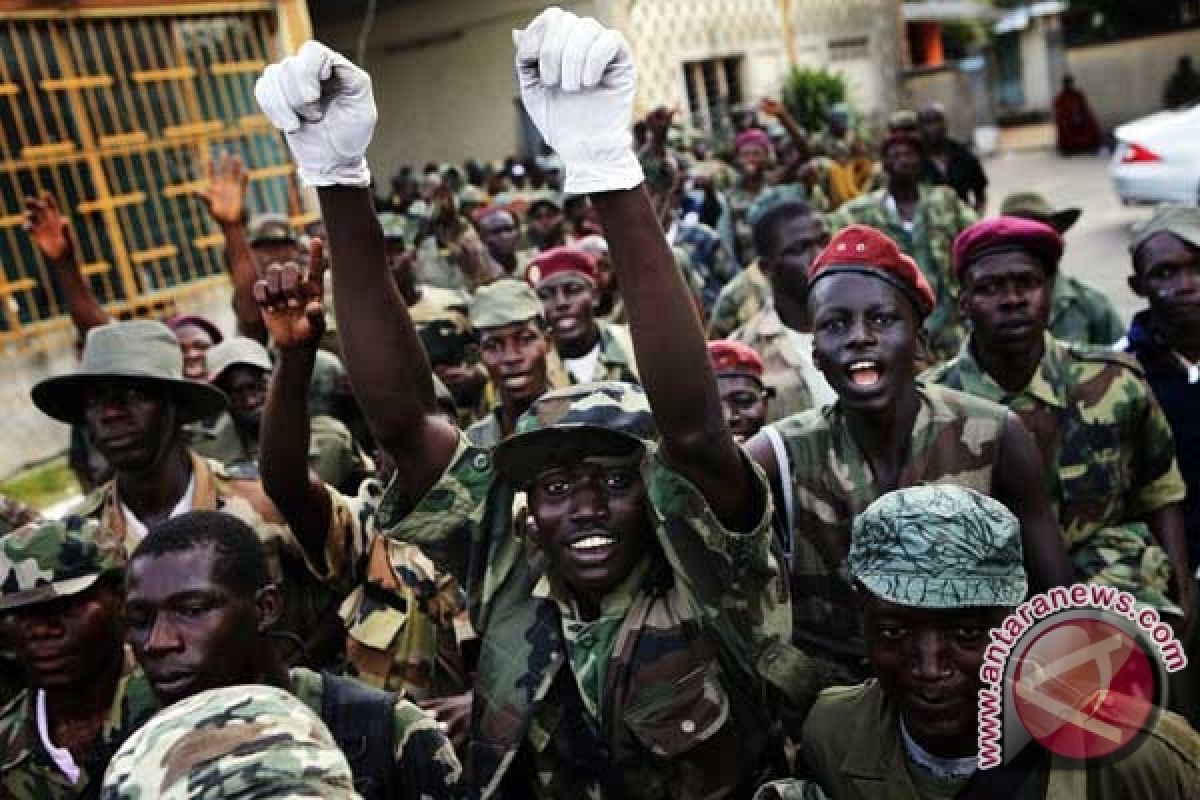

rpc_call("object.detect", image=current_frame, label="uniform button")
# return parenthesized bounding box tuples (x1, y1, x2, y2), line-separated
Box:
(680, 719, 696, 734)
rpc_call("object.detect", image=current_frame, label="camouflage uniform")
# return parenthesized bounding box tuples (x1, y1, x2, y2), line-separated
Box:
(718, 181, 767, 266)
(0, 518, 159, 800)
(729, 303, 836, 422)
(766, 384, 1013, 678)
(924, 334, 1187, 611)
(100, 684, 359, 800)
(827, 187, 977, 360)
(707, 261, 771, 340)
(375, 383, 792, 798)
(1050, 272, 1126, 346)
(546, 322, 640, 388)
(669, 219, 736, 312)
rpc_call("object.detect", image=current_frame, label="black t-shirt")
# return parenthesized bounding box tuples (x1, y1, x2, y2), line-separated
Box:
(924, 138, 987, 203)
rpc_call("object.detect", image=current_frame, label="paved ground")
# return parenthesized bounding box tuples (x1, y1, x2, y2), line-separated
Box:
(983, 148, 1153, 325)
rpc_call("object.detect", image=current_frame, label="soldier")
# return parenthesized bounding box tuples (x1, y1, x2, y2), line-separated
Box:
(164, 315, 224, 382)
(575, 234, 626, 324)
(707, 250, 772, 340)
(728, 201, 836, 421)
(744, 224, 1072, 682)
(756, 485, 1200, 800)
(100, 684, 361, 800)
(708, 340, 772, 442)
(718, 127, 774, 266)
(1001, 192, 1125, 346)
(412, 179, 494, 292)
(122, 511, 461, 799)
(527, 247, 640, 386)
(917, 103, 988, 214)
(475, 205, 533, 277)
(524, 193, 568, 251)
(828, 131, 977, 361)
(254, 14, 811, 796)
(0, 519, 158, 799)
(29, 319, 343, 669)
(925, 217, 1192, 623)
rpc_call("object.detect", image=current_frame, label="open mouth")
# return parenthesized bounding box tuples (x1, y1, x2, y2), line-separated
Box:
(500, 371, 533, 389)
(845, 359, 884, 389)
(565, 533, 619, 565)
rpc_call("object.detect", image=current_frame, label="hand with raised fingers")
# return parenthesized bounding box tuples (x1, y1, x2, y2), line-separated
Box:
(514, 6, 642, 194)
(22, 192, 73, 263)
(758, 97, 787, 119)
(254, 40, 377, 187)
(253, 236, 327, 351)
(197, 152, 249, 227)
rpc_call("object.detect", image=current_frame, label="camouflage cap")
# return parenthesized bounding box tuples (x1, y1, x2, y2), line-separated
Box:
(849, 485, 1028, 609)
(0, 517, 121, 612)
(1000, 192, 1082, 234)
(493, 381, 657, 486)
(1129, 204, 1200, 257)
(206, 336, 272, 383)
(101, 684, 360, 800)
(247, 213, 297, 246)
(469, 279, 543, 330)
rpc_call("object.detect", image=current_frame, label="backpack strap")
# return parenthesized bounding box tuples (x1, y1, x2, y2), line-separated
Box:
(320, 671, 396, 800)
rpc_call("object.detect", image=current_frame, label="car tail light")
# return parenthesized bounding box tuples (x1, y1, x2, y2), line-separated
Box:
(1121, 143, 1162, 164)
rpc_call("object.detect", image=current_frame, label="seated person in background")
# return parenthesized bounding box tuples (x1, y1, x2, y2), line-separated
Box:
(756, 485, 1200, 800)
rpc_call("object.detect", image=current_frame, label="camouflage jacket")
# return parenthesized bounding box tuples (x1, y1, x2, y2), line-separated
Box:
(1050, 272, 1126, 346)
(767, 384, 1011, 678)
(322, 479, 472, 700)
(924, 335, 1187, 611)
(669, 219, 735, 312)
(72, 452, 344, 670)
(756, 680, 1200, 800)
(466, 410, 506, 450)
(729, 305, 836, 423)
(0, 653, 156, 800)
(718, 181, 768, 266)
(827, 186, 977, 361)
(707, 261, 771, 341)
(375, 434, 790, 799)
(547, 322, 641, 389)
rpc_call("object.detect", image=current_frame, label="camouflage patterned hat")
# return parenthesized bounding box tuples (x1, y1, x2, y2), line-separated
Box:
(206, 336, 272, 384)
(0, 517, 121, 612)
(101, 684, 360, 799)
(849, 485, 1028, 609)
(1129, 204, 1200, 257)
(247, 213, 297, 246)
(469, 279, 544, 330)
(493, 381, 657, 486)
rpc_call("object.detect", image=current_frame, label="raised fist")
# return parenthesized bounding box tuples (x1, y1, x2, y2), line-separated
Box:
(255, 41, 377, 187)
(253, 237, 327, 350)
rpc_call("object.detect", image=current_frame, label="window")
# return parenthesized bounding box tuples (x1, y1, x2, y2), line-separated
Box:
(829, 36, 869, 62)
(683, 56, 744, 134)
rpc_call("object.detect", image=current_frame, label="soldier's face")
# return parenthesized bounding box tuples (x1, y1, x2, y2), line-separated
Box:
(537, 276, 598, 349)
(478, 320, 550, 406)
(83, 380, 175, 472)
(737, 143, 769, 177)
(125, 545, 273, 706)
(961, 253, 1051, 358)
(7, 582, 124, 690)
(479, 211, 520, 258)
(767, 216, 828, 330)
(219, 366, 267, 433)
(809, 274, 920, 413)
(1132, 233, 1200, 330)
(717, 375, 769, 442)
(884, 142, 923, 182)
(173, 324, 215, 381)
(528, 206, 564, 247)
(865, 595, 1008, 758)
(528, 459, 650, 612)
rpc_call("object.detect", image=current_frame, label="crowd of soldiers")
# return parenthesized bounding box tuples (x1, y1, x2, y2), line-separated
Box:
(0, 6, 1199, 798)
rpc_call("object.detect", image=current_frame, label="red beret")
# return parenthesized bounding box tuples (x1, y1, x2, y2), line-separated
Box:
(881, 131, 924, 158)
(708, 340, 764, 380)
(525, 247, 599, 287)
(952, 216, 1064, 278)
(808, 224, 936, 316)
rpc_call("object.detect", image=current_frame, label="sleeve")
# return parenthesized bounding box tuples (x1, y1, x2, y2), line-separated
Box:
(305, 480, 379, 591)
(391, 701, 463, 799)
(1127, 377, 1188, 516)
(716, 196, 738, 267)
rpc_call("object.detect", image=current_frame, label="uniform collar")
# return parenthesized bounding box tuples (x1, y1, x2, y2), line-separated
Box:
(532, 557, 650, 623)
(955, 333, 1068, 409)
(836, 683, 924, 799)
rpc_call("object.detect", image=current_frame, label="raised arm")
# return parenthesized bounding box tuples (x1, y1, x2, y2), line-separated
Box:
(255, 41, 458, 505)
(196, 153, 267, 343)
(23, 193, 110, 334)
(515, 9, 757, 528)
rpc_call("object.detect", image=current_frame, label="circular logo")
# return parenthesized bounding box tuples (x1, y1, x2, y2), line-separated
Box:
(1011, 616, 1159, 761)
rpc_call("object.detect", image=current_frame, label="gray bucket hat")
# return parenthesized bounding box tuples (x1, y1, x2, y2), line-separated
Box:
(206, 336, 273, 384)
(32, 320, 228, 425)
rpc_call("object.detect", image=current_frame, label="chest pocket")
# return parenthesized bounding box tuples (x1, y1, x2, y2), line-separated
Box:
(622, 661, 731, 758)
(1057, 426, 1125, 544)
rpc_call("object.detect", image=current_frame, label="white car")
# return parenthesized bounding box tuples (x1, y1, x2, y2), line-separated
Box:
(1110, 106, 1200, 206)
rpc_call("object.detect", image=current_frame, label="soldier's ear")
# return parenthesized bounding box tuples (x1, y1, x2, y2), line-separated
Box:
(254, 584, 283, 631)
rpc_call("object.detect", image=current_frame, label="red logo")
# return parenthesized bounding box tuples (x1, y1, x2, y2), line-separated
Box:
(1011, 617, 1158, 761)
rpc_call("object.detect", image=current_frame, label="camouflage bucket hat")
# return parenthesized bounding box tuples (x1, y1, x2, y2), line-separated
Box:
(206, 336, 272, 383)
(999, 192, 1081, 234)
(0, 517, 121, 612)
(101, 684, 360, 800)
(469, 279, 543, 329)
(247, 212, 298, 246)
(32, 320, 229, 426)
(1129, 204, 1200, 256)
(849, 485, 1028, 609)
(493, 381, 657, 486)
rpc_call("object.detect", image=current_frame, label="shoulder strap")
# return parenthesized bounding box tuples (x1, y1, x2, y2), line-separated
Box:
(762, 425, 795, 565)
(320, 672, 395, 800)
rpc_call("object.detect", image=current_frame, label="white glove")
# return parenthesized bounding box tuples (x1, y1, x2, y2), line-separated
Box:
(255, 41, 377, 188)
(514, 7, 643, 195)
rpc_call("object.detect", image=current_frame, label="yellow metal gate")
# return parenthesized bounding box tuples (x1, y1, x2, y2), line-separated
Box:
(0, 4, 311, 345)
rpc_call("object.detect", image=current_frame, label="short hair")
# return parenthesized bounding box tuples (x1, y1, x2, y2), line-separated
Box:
(753, 200, 813, 261)
(131, 511, 269, 596)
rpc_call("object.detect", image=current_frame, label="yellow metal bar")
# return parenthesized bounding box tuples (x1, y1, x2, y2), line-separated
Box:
(211, 60, 265, 76)
(163, 121, 224, 139)
(193, 233, 225, 249)
(3, 3, 273, 20)
(250, 164, 294, 181)
(238, 114, 272, 132)
(131, 244, 178, 264)
(77, 192, 146, 214)
(0, 278, 36, 294)
(20, 142, 77, 159)
(0, 214, 24, 229)
(98, 131, 149, 148)
(80, 261, 111, 277)
(40, 75, 113, 91)
(162, 180, 208, 199)
(0, 84, 18, 97)
(131, 66, 196, 83)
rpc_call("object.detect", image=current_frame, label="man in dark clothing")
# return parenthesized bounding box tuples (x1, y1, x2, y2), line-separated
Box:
(1164, 55, 1200, 110)
(918, 103, 987, 214)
